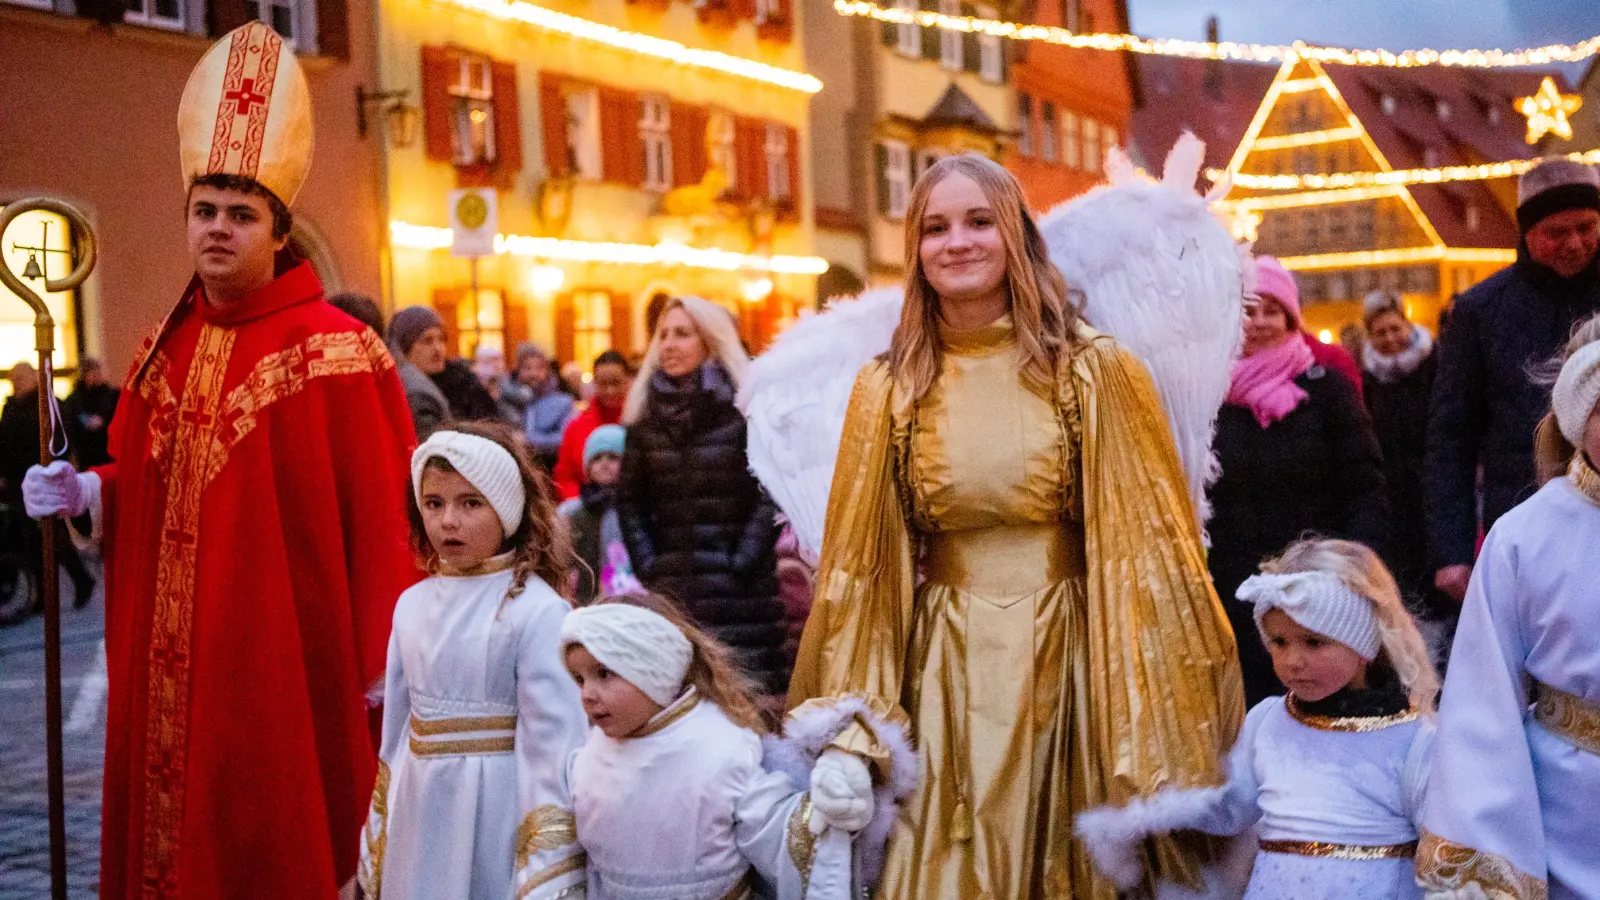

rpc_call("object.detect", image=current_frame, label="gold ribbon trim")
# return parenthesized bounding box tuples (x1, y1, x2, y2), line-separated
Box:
(409, 734, 516, 757)
(786, 795, 815, 895)
(629, 693, 701, 738)
(359, 760, 391, 899)
(1285, 695, 1419, 732)
(515, 852, 587, 900)
(1533, 681, 1600, 755)
(410, 713, 518, 736)
(516, 806, 578, 871)
(1416, 830, 1548, 900)
(1570, 453, 1600, 507)
(1259, 839, 1417, 860)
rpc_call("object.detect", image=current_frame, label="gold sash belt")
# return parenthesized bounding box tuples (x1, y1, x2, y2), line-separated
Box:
(1258, 839, 1418, 860)
(410, 712, 517, 757)
(1534, 681, 1600, 755)
(925, 523, 1082, 599)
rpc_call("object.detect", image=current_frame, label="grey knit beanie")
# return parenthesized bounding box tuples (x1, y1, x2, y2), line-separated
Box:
(1517, 158, 1600, 232)
(389, 306, 445, 356)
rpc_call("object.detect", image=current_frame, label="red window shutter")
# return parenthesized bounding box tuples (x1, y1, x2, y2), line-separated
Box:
(539, 72, 568, 177)
(608, 293, 634, 355)
(431, 289, 464, 356)
(599, 87, 642, 186)
(732, 0, 756, 22)
(733, 116, 767, 200)
(670, 103, 708, 188)
(785, 125, 800, 205)
(490, 61, 523, 175)
(422, 46, 457, 163)
(554, 294, 577, 362)
(504, 296, 530, 351)
(314, 0, 349, 58)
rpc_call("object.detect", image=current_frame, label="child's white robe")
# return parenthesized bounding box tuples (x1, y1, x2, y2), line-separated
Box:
(1419, 466, 1600, 900)
(358, 564, 589, 900)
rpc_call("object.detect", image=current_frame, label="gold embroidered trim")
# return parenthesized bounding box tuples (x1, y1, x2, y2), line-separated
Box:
(786, 795, 815, 896)
(516, 805, 578, 870)
(1533, 681, 1600, 755)
(1258, 839, 1417, 860)
(1285, 695, 1420, 732)
(141, 323, 236, 897)
(438, 552, 517, 577)
(410, 713, 518, 736)
(1416, 830, 1547, 900)
(719, 874, 755, 900)
(136, 349, 180, 480)
(1570, 454, 1600, 507)
(359, 760, 391, 899)
(629, 693, 701, 738)
(515, 852, 586, 900)
(408, 734, 516, 757)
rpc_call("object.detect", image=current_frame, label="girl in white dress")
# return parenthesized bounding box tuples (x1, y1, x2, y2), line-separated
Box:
(560, 593, 913, 900)
(1418, 316, 1600, 900)
(359, 422, 589, 900)
(1077, 538, 1437, 900)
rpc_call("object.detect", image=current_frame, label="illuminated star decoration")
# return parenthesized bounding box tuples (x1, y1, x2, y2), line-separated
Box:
(1517, 76, 1583, 144)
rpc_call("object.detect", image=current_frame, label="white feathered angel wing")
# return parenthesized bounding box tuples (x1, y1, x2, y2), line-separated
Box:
(1038, 132, 1246, 530)
(736, 287, 903, 563)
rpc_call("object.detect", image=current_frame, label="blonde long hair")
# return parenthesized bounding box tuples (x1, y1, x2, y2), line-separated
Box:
(622, 295, 750, 425)
(1533, 312, 1600, 485)
(1262, 538, 1439, 716)
(889, 153, 1080, 401)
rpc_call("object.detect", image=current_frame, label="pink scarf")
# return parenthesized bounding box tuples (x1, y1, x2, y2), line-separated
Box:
(1228, 335, 1315, 427)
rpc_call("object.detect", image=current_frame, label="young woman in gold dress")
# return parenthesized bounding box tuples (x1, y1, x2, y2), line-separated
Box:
(789, 153, 1245, 899)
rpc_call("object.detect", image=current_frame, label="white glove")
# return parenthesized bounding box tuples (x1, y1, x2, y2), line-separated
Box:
(23, 460, 90, 519)
(808, 749, 875, 835)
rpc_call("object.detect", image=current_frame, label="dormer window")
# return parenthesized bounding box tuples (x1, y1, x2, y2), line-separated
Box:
(1381, 94, 1397, 116)
(1436, 100, 1452, 121)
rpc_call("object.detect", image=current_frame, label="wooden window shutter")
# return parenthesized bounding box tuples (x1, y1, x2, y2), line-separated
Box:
(538, 73, 569, 177)
(554, 294, 577, 362)
(881, 16, 895, 45)
(670, 103, 709, 188)
(785, 125, 800, 207)
(431, 289, 464, 356)
(422, 46, 457, 163)
(961, 3, 979, 71)
(876, 143, 890, 215)
(920, 0, 939, 59)
(608, 294, 634, 355)
(504, 296, 530, 351)
(314, 0, 349, 58)
(599, 87, 642, 186)
(732, 0, 756, 22)
(490, 61, 523, 175)
(733, 116, 767, 200)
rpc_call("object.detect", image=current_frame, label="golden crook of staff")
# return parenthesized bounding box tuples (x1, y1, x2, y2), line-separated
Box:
(0, 196, 98, 900)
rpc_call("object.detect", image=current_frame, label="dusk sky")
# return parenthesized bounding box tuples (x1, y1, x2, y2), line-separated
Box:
(1129, 0, 1600, 81)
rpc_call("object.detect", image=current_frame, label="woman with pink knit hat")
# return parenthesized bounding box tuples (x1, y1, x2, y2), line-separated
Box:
(1206, 255, 1392, 704)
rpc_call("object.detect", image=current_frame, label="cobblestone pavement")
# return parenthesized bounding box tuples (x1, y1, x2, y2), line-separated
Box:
(0, 570, 106, 900)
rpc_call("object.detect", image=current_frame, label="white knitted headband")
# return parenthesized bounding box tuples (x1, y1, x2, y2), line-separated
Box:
(1553, 342, 1600, 447)
(1237, 571, 1382, 661)
(560, 604, 693, 708)
(411, 431, 526, 537)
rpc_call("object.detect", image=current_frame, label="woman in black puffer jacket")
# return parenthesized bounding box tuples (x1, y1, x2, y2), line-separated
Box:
(617, 296, 787, 695)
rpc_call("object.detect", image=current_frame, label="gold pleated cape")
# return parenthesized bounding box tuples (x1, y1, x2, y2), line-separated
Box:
(790, 322, 1244, 898)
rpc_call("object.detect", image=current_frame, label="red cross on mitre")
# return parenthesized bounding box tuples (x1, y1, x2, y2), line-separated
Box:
(225, 77, 268, 116)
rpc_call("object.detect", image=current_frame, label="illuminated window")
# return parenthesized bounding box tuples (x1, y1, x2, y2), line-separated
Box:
(765, 123, 792, 201)
(244, 0, 310, 49)
(0, 205, 85, 397)
(449, 53, 497, 166)
(939, 0, 963, 70)
(1017, 94, 1034, 157)
(1082, 117, 1101, 173)
(454, 289, 505, 357)
(1040, 102, 1059, 162)
(640, 96, 672, 192)
(570, 290, 614, 366)
(565, 88, 602, 180)
(977, 6, 1003, 82)
(881, 140, 911, 220)
(893, 0, 920, 57)
(1062, 111, 1080, 169)
(708, 111, 737, 186)
(125, 0, 184, 29)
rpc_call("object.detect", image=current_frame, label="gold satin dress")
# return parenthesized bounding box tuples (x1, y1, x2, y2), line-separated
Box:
(790, 317, 1244, 899)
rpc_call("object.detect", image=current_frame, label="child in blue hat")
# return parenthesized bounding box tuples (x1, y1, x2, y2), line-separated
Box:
(561, 424, 639, 602)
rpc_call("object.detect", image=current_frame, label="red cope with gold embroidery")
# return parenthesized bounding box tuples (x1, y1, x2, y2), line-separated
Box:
(94, 262, 419, 900)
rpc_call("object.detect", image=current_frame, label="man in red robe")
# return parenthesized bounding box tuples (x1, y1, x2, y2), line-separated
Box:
(23, 23, 416, 899)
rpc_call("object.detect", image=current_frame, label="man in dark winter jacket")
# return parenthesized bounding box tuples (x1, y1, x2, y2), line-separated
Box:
(1424, 158, 1600, 601)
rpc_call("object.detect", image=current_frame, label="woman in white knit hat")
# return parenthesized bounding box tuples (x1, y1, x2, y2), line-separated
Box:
(559, 593, 916, 899)
(1418, 313, 1600, 900)
(1078, 538, 1438, 900)
(356, 421, 589, 900)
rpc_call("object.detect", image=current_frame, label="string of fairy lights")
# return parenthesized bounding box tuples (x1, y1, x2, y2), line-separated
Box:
(832, 0, 1600, 68)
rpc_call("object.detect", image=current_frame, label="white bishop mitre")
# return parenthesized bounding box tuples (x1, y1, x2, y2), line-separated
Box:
(177, 21, 314, 205)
